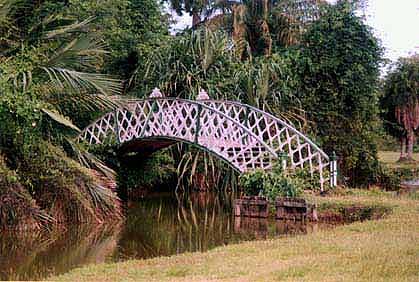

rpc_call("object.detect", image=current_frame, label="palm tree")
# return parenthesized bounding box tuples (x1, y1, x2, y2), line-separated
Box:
(231, 0, 325, 58)
(0, 0, 122, 126)
(382, 55, 419, 162)
(191, 0, 325, 58)
(0, 0, 123, 227)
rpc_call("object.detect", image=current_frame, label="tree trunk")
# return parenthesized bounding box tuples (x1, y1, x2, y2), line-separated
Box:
(406, 130, 416, 160)
(192, 11, 200, 29)
(399, 136, 407, 161)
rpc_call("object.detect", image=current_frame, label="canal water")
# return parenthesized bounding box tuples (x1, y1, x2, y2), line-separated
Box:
(0, 191, 331, 280)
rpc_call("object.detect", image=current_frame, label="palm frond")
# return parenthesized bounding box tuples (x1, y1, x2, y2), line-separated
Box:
(0, 0, 19, 52)
(42, 67, 123, 95)
(40, 81, 121, 113)
(0, 0, 13, 26)
(42, 108, 81, 132)
(44, 17, 95, 39)
(47, 36, 108, 70)
(66, 137, 115, 179)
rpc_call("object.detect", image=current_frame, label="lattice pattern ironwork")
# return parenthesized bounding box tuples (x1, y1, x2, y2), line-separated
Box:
(78, 98, 331, 189)
(202, 100, 330, 188)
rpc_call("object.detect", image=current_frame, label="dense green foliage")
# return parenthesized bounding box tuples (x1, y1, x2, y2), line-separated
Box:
(239, 165, 303, 200)
(138, 2, 385, 187)
(117, 151, 176, 194)
(0, 0, 124, 229)
(382, 57, 419, 111)
(297, 2, 384, 186)
(69, 0, 169, 78)
(133, 29, 239, 98)
(0, 155, 50, 229)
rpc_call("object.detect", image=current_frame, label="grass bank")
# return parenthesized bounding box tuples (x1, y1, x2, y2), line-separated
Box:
(53, 190, 419, 281)
(378, 151, 419, 184)
(378, 151, 419, 168)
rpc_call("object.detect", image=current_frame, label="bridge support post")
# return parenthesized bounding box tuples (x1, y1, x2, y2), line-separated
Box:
(329, 152, 338, 187)
(279, 151, 288, 171)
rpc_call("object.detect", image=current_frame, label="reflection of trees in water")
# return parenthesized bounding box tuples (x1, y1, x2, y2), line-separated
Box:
(120, 193, 232, 258)
(117, 192, 327, 262)
(0, 192, 333, 280)
(0, 223, 121, 280)
(117, 191, 239, 259)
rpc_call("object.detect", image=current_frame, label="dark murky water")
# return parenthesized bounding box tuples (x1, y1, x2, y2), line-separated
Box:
(0, 192, 332, 280)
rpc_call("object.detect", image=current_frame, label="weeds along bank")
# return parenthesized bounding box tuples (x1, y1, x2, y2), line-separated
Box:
(0, 142, 122, 230)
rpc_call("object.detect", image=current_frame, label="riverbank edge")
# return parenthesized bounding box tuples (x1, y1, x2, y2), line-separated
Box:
(52, 189, 419, 282)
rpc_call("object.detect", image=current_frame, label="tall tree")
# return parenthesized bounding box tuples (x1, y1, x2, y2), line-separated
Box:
(382, 55, 419, 162)
(207, 0, 325, 58)
(298, 1, 384, 186)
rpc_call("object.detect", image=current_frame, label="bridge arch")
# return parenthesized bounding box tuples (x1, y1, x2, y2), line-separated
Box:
(78, 98, 277, 173)
(78, 98, 333, 189)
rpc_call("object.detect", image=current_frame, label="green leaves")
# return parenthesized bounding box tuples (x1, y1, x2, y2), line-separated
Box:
(134, 28, 238, 99)
(239, 166, 303, 201)
(44, 17, 95, 39)
(239, 169, 266, 196)
(46, 35, 108, 69)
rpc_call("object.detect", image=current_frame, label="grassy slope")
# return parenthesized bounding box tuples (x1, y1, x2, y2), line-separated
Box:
(53, 190, 419, 282)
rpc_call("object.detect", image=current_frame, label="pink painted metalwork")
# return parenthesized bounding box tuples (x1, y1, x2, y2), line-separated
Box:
(78, 98, 331, 190)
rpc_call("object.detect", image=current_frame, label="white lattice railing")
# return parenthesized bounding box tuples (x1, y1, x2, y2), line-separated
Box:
(78, 97, 335, 190)
(202, 100, 331, 189)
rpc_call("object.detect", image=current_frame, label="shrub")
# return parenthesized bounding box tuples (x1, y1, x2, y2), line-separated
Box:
(239, 166, 303, 201)
(376, 166, 401, 191)
(263, 173, 303, 199)
(239, 169, 266, 196)
(17, 141, 122, 224)
(0, 155, 51, 230)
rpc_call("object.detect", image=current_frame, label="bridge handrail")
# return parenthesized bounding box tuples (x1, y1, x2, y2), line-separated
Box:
(202, 100, 330, 161)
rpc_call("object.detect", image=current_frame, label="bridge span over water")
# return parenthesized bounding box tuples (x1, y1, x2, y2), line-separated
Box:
(78, 95, 337, 190)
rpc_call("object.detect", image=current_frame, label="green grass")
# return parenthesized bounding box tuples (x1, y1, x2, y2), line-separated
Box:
(52, 190, 419, 282)
(378, 151, 419, 168)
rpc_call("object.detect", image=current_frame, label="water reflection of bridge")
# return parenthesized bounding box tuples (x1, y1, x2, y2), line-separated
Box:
(79, 95, 337, 189)
(0, 192, 335, 280)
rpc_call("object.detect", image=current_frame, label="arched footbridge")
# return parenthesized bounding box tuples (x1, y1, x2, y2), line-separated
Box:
(78, 96, 337, 190)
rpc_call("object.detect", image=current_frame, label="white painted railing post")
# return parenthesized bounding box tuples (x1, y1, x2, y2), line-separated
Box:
(329, 151, 338, 187)
(279, 151, 287, 171)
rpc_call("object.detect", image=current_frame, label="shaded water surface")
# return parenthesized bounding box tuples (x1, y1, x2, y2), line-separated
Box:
(0, 192, 332, 280)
